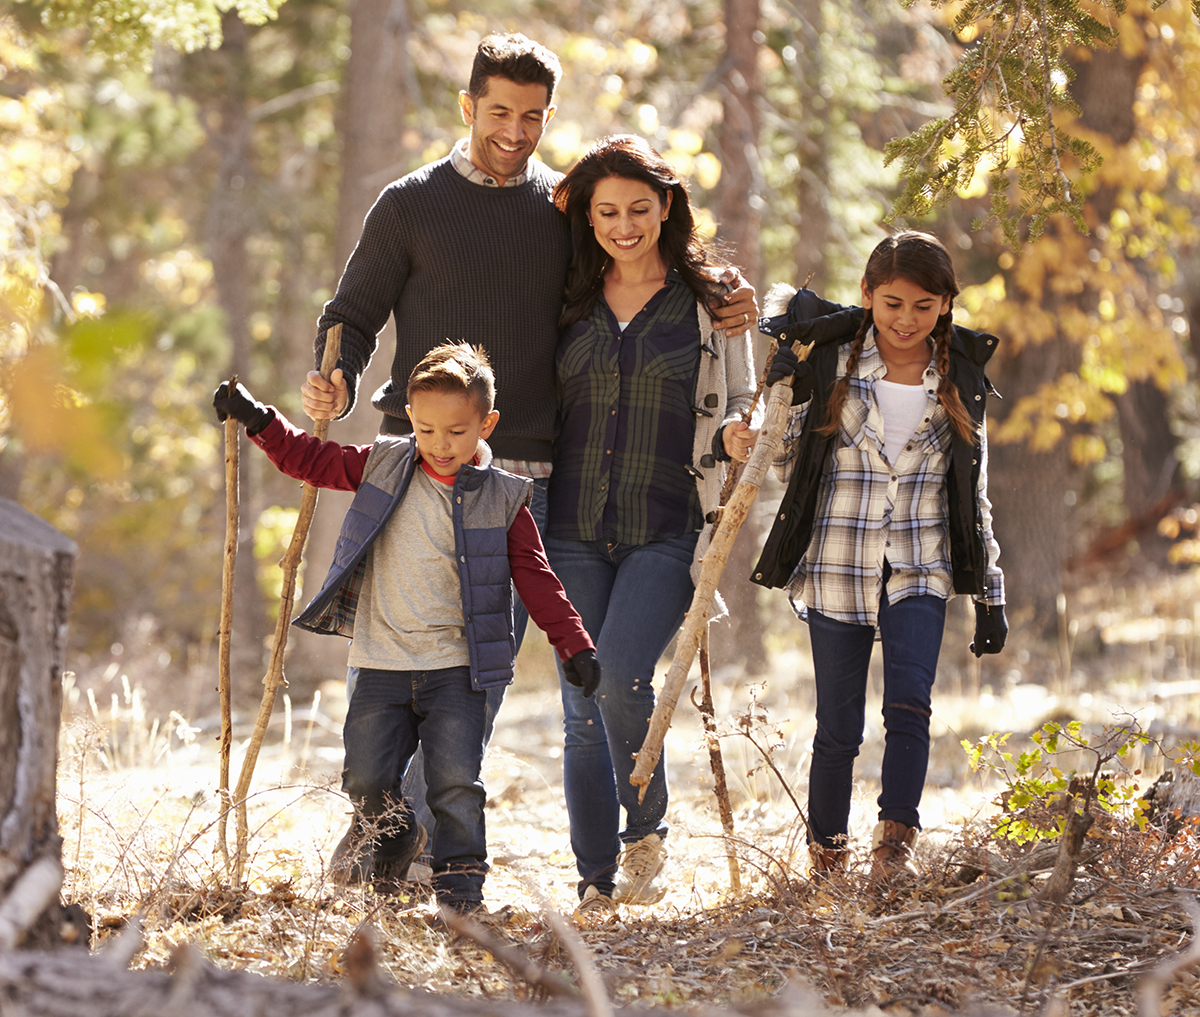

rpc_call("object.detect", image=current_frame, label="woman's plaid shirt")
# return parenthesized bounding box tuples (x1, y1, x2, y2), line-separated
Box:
(775, 330, 1005, 626)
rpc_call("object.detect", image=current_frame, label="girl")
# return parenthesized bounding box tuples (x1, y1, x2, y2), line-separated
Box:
(752, 231, 1007, 879)
(549, 135, 758, 915)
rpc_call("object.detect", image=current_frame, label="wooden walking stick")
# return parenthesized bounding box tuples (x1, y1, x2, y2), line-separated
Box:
(217, 375, 239, 871)
(630, 356, 801, 802)
(232, 325, 342, 885)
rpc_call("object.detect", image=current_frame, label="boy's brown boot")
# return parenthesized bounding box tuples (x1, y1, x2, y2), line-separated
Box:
(870, 820, 919, 881)
(807, 842, 850, 878)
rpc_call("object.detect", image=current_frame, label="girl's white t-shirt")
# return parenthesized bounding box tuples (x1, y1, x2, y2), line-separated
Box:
(875, 378, 929, 465)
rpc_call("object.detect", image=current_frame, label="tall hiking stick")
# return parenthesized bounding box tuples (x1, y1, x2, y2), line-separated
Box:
(630, 366, 800, 801)
(216, 375, 239, 872)
(232, 324, 342, 885)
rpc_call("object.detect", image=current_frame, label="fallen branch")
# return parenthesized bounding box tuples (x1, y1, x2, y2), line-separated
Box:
(541, 906, 614, 1017)
(232, 324, 342, 885)
(217, 377, 239, 873)
(0, 857, 63, 951)
(630, 377, 795, 799)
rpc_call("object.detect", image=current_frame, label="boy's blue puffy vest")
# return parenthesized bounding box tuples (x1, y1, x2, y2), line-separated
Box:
(292, 436, 532, 690)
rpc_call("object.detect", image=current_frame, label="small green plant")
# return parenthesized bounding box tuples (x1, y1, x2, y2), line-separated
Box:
(962, 721, 1154, 844)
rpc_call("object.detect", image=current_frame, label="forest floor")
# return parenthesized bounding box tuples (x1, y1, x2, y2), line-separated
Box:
(56, 566, 1200, 1016)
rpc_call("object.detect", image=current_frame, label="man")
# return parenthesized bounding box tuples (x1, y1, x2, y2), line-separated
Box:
(303, 32, 757, 885)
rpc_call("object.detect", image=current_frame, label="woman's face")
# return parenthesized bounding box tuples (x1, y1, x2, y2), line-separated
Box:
(588, 176, 672, 268)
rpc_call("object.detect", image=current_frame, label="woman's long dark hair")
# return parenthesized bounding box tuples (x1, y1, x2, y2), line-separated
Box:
(820, 231, 978, 443)
(553, 135, 727, 328)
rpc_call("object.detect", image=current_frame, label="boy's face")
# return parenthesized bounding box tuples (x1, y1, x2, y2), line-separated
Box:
(407, 389, 499, 477)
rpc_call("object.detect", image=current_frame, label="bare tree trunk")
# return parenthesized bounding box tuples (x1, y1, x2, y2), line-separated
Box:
(203, 10, 271, 688)
(0, 498, 74, 948)
(287, 0, 419, 685)
(986, 326, 1078, 636)
(792, 0, 830, 292)
(713, 0, 768, 676)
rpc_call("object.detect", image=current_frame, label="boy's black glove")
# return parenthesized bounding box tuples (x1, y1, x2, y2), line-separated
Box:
(764, 346, 814, 405)
(970, 602, 1008, 657)
(213, 381, 274, 436)
(562, 648, 601, 698)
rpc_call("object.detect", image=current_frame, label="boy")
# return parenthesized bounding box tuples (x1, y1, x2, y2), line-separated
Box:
(214, 343, 600, 913)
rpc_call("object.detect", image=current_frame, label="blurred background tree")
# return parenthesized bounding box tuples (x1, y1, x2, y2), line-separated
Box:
(2, 0, 1198, 712)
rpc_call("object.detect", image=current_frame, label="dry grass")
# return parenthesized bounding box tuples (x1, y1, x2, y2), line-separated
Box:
(54, 575, 1200, 1016)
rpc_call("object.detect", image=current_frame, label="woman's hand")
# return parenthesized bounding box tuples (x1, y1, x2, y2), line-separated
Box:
(722, 420, 759, 462)
(301, 368, 348, 421)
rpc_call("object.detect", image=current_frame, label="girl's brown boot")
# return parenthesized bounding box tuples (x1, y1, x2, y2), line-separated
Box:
(870, 820, 919, 880)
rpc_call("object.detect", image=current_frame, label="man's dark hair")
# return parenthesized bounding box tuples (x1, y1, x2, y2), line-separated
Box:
(467, 33, 561, 105)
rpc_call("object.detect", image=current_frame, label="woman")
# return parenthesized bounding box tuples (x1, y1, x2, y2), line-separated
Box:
(547, 135, 759, 916)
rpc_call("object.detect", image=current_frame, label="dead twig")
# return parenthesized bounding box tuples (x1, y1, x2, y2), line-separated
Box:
(541, 906, 614, 1017)
(232, 324, 342, 885)
(1138, 894, 1200, 1017)
(440, 908, 577, 999)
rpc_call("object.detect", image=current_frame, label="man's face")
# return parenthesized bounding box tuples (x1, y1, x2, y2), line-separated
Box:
(458, 76, 555, 185)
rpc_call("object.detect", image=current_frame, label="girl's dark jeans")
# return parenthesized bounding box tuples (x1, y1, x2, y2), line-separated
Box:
(805, 584, 947, 848)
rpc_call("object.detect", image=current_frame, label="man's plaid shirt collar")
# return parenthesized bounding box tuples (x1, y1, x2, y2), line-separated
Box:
(451, 139, 528, 187)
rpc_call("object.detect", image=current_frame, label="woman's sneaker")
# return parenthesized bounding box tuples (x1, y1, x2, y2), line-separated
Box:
(613, 834, 667, 904)
(573, 885, 616, 921)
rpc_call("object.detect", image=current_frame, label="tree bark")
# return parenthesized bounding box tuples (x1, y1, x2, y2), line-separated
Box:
(201, 10, 272, 686)
(287, 0, 419, 685)
(713, 0, 768, 676)
(792, 0, 830, 293)
(0, 498, 74, 948)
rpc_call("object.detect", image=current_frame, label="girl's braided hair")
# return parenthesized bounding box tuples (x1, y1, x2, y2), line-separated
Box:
(819, 231, 978, 443)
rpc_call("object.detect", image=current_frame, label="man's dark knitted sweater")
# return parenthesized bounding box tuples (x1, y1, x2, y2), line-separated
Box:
(316, 156, 571, 461)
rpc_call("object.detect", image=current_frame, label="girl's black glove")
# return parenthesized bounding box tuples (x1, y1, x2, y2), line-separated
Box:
(562, 648, 601, 698)
(213, 381, 274, 436)
(764, 346, 814, 405)
(970, 602, 1008, 657)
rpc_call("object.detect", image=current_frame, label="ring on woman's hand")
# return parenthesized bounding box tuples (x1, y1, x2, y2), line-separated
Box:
(742, 311, 749, 326)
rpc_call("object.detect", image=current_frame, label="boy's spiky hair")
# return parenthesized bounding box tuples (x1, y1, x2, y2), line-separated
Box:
(407, 342, 495, 417)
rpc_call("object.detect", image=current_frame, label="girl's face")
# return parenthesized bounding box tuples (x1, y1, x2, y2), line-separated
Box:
(861, 275, 950, 359)
(588, 176, 672, 268)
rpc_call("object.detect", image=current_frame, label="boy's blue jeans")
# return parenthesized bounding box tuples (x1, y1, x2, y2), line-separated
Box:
(343, 666, 488, 907)
(544, 532, 697, 899)
(391, 477, 549, 835)
(805, 582, 947, 849)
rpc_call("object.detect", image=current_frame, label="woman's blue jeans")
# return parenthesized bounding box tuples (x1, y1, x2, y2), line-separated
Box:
(805, 584, 946, 848)
(342, 666, 488, 906)
(544, 532, 697, 898)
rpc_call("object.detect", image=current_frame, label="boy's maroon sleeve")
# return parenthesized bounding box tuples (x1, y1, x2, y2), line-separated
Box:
(249, 409, 371, 491)
(507, 506, 594, 661)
